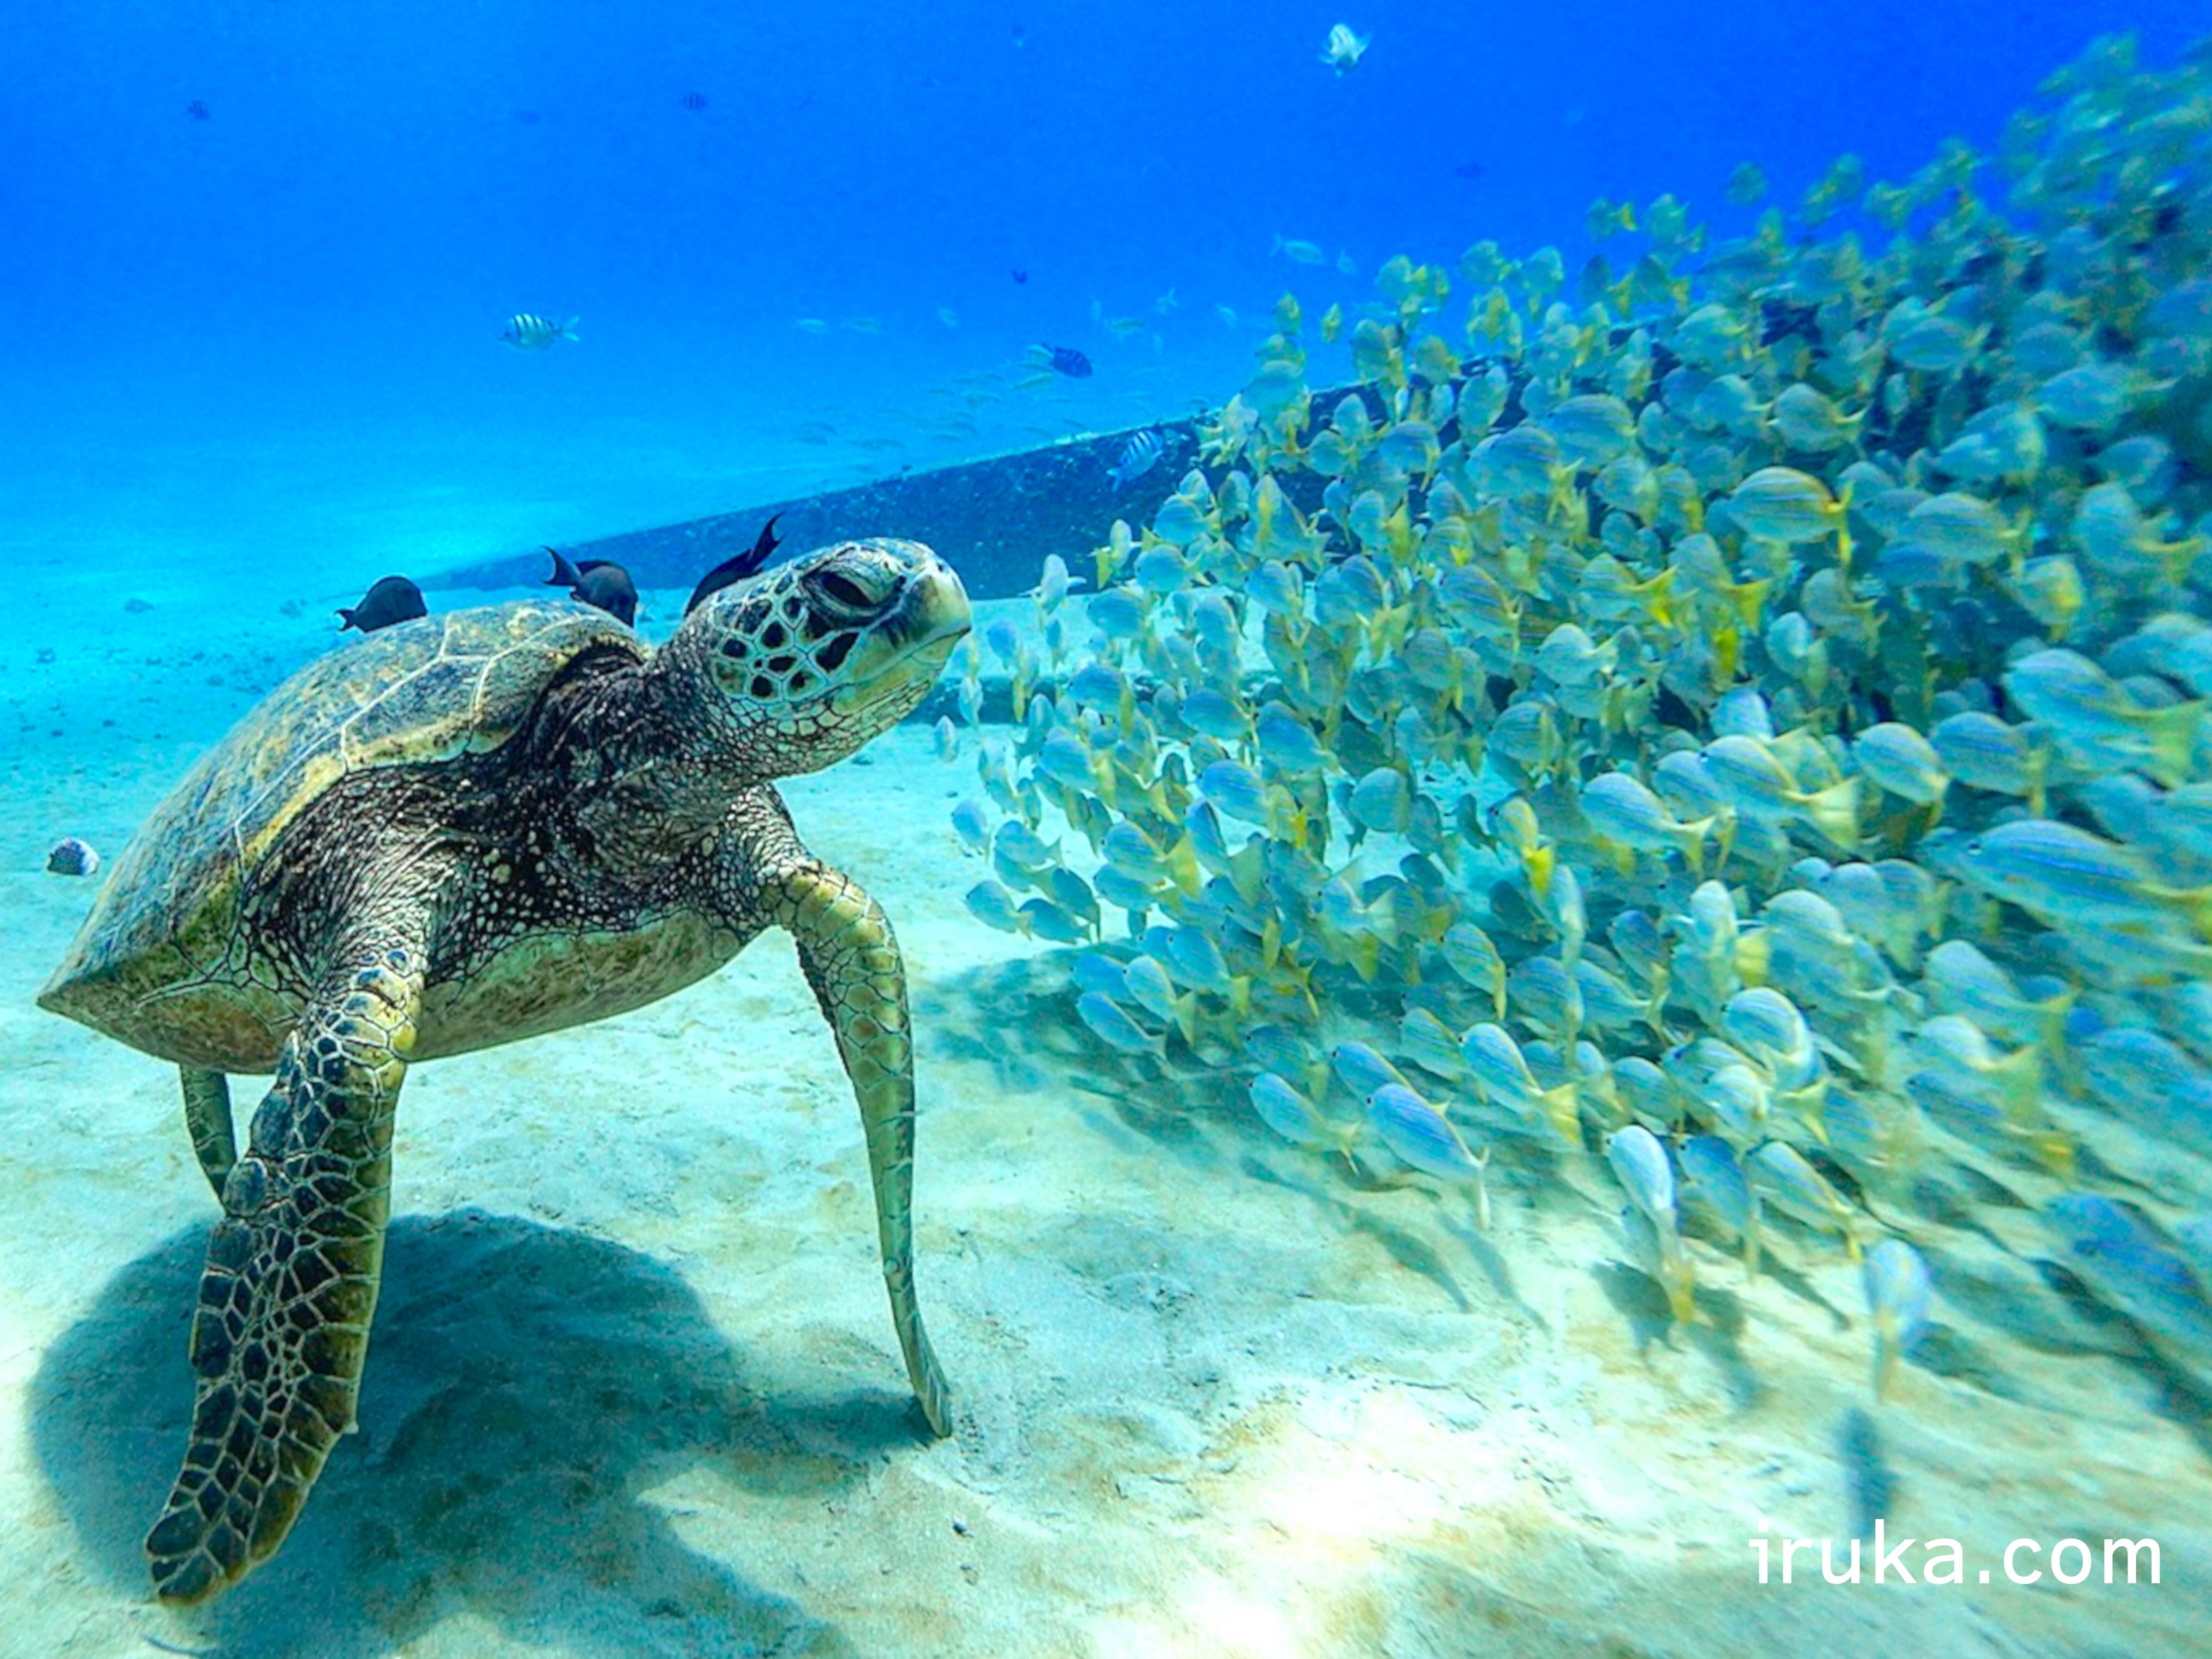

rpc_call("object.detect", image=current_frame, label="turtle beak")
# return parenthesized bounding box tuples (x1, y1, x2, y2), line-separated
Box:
(834, 556, 970, 714)
(897, 556, 972, 661)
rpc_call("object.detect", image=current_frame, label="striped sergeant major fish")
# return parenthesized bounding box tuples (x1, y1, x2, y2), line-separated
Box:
(502, 313, 580, 350)
(1036, 342, 1093, 378)
(1108, 428, 1166, 491)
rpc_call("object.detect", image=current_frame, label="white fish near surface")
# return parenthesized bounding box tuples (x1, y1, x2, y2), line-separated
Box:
(1109, 428, 1167, 491)
(1320, 23, 1370, 74)
(501, 312, 579, 350)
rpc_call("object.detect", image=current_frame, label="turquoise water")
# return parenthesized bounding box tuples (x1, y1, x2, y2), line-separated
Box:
(9, 9, 2212, 1657)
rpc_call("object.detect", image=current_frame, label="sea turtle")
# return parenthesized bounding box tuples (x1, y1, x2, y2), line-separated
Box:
(39, 538, 968, 1605)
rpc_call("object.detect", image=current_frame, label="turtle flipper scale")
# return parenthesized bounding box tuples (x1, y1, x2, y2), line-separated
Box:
(146, 944, 422, 1605)
(777, 862, 953, 1437)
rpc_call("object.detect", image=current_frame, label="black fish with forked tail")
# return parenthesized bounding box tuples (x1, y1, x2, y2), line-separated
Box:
(545, 548, 639, 626)
(337, 575, 427, 634)
(685, 513, 786, 615)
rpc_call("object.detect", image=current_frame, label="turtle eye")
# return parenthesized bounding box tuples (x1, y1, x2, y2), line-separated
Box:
(813, 570, 877, 611)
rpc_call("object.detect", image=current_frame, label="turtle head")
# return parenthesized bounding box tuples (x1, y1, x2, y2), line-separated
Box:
(684, 538, 970, 775)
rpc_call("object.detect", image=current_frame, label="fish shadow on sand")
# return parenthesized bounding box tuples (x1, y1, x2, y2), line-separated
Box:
(923, 958, 1532, 1316)
(1236, 1150, 1523, 1317)
(1594, 1262, 1762, 1409)
(31, 1208, 896, 1658)
(2032, 1260, 2212, 1459)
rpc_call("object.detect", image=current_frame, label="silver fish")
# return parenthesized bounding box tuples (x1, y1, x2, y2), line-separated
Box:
(1368, 1085, 1486, 1189)
(1863, 1239, 1932, 1397)
(1076, 992, 1162, 1055)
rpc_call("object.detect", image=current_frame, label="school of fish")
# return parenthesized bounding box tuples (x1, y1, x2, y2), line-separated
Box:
(944, 34, 2212, 1405)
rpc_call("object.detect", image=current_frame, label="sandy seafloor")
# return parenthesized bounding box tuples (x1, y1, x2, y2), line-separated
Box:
(4, 568, 2212, 1659)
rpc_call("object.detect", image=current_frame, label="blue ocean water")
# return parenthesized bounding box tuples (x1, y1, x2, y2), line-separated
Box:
(12, 11, 2212, 1651)
(3, 0, 2199, 592)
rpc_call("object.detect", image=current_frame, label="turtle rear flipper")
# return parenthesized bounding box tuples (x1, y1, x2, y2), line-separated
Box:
(146, 943, 422, 1605)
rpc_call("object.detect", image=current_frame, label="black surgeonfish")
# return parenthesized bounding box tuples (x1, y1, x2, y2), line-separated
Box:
(684, 512, 785, 616)
(337, 575, 427, 633)
(544, 548, 639, 626)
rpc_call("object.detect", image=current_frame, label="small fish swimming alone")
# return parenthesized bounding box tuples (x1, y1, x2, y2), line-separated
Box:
(685, 512, 785, 615)
(46, 836, 100, 878)
(337, 574, 427, 634)
(1038, 344, 1093, 378)
(502, 313, 580, 350)
(544, 548, 639, 626)
(1320, 23, 1369, 73)
(1108, 428, 1166, 491)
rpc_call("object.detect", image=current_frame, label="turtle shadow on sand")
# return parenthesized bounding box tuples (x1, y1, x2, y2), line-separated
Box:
(31, 1208, 897, 1658)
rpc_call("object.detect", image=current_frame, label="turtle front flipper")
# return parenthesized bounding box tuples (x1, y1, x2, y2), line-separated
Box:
(146, 941, 423, 1605)
(775, 861, 954, 1437)
(179, 1068, 235, 1198)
